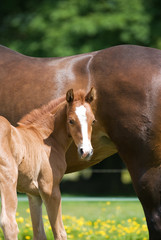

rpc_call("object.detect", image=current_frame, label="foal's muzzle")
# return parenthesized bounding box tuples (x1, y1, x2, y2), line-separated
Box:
(78, 147, 93, 160)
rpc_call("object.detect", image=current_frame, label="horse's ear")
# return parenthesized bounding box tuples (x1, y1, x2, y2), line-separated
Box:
(66, 89, 74, 103)
(85, 87, 96, 103)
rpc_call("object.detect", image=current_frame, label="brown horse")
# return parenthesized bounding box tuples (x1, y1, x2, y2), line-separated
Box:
(0, 87, 96, 240)
(1, 44, 161, 240)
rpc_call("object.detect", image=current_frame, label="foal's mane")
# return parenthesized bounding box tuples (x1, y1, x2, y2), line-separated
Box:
(18, 89, 86, 126)
(18, 95, 66, 126)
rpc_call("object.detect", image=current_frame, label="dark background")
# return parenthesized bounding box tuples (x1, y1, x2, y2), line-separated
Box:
(1, 0, 161, 196)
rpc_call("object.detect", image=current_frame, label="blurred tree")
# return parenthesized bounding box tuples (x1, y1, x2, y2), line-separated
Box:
(0, 0, 151, 57)
(144, 0, 161, 49)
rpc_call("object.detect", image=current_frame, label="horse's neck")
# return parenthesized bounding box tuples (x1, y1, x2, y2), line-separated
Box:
(51, 104, 72, 152)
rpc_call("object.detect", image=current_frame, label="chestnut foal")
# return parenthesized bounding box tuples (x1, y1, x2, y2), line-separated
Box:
(0, 88, 96, 240)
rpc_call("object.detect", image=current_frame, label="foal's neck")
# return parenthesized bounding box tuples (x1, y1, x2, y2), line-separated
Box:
(51, 103, 72, 152)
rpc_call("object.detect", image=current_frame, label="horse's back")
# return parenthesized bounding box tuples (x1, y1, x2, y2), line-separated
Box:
(92, 45, 161, 88)
(0, 45, 95, 125)
(0, 45, 24, 62)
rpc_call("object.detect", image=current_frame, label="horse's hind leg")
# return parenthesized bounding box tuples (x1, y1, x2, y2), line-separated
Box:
(28, 195, 47, 240)
(0, 173, 18, 239)
(135, 167, 161, 240)
(123, 151, 161, 240)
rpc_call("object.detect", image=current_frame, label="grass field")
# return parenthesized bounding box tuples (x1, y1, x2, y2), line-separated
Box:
(0, 198, 149, 240)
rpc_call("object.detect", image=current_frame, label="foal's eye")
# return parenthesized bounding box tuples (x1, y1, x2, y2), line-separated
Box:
(92, 119, 96, 125)
(69, 119, 75, 125)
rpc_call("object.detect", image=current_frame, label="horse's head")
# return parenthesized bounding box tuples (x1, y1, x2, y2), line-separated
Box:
(66, 88, 96, 160)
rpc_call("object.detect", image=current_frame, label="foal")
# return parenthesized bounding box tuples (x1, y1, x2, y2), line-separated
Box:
(0, 88, 96, 240)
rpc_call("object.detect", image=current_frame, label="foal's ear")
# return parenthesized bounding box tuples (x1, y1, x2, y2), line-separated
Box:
(66, 89, 74, 103)
(85, 87, 96, 103)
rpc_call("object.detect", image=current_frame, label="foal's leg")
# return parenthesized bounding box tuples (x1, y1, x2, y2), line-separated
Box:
(28, 195, 47, 240)
(40, 185, 67, 240)
(38, 145, 67, 240)
(0, 171, 18, 239)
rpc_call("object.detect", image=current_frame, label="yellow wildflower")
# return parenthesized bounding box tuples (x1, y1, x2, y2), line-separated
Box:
(16, 217, 24, 223)
(26, 208, 30, 213)
(25, 236, 31, 240)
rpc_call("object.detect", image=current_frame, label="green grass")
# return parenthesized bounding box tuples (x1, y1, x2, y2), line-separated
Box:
(62, 201, 144, 220)
(0, 199, 148, 240)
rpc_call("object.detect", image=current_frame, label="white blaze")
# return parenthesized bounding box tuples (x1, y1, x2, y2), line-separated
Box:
(75, 105, 92, 154)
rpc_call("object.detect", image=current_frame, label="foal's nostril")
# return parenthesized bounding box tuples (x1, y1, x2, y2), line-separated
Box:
(80, 148, 84, 156)
(79, 147, 93, 160)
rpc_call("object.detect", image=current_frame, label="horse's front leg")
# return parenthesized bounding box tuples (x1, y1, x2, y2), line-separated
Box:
(0, 168, 18, 239)
(40, 185, 67, 240)
(28, 194, 47, 240)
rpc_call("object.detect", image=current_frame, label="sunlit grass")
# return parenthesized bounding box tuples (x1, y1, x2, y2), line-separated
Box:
(0, 199, 148, 240)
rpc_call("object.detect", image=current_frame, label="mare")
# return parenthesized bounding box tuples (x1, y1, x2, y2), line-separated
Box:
(0, 87, 96, 240)
(1, 44, 161, 239)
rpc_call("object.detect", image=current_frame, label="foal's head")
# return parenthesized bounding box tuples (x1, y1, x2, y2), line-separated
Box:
(66, 88, 96, 160)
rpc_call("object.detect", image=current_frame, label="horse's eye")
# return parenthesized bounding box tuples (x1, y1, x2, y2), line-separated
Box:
(92, 119, 96, 125)
(69, 119, 75, 125)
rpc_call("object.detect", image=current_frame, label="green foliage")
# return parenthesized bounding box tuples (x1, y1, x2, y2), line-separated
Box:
(0, 0, 153, 57)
